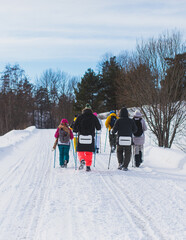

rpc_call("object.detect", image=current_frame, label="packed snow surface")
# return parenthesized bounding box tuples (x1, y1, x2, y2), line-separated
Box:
(0, 123, 186, 240)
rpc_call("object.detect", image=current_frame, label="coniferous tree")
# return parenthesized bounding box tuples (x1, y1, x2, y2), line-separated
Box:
(99, 56, 121, 112)
(74, 68, 101, 112)
(0, 64, 33, 134)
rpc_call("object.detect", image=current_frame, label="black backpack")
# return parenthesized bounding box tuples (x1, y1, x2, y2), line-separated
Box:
(110, 115, 116, 128)
(133, 118, 143, 137)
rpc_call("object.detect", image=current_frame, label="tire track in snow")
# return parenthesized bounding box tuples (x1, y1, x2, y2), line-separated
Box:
(102, 175, 167, 240)
(0, 132, 40, 189)
(0, 130, 54, 240)
(94, 156, 167, 240)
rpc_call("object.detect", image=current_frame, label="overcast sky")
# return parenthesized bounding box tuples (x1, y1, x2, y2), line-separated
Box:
(0, 0, 185, 82)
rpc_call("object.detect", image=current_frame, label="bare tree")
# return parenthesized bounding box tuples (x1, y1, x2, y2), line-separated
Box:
(36, 69, 77, 127)
(118, 31, 186, 148)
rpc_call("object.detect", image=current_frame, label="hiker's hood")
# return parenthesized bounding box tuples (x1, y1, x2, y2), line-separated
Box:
(119, 107, 128, 117)
(60, 118, 69, 124)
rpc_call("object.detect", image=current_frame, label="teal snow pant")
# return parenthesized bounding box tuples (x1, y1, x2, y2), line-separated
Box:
(58, 144, 70, 166)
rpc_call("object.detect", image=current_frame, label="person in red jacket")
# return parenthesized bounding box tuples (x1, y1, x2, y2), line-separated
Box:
(54, 118, 74, 168)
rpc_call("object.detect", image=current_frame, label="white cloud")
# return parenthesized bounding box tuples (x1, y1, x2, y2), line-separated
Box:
(0, 0, 185, 79)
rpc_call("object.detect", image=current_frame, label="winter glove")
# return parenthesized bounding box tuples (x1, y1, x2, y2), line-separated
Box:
(53, 138, 58, 150)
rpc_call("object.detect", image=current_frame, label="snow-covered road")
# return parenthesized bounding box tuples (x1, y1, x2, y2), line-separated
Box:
(0, 127, 186, 240)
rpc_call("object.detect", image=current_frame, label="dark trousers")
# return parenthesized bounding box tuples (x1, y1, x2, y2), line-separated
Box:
(117, 145, 131, 168)
(109, 131, 116, 149)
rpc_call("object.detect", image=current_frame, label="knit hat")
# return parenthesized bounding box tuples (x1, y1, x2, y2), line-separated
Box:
(134, 110, 142, 118)
(60, 118, 69, 124)
(93, 112, 97, 116)
(85, 103, 91, 109)
(110, 110, 115, 114)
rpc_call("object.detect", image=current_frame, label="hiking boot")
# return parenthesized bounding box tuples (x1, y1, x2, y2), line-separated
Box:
(61, 165, 65, 168)
(64, 160, 68, 168)
(86, 166, 91, 172)
(118, 164, 123, 170)
(79, 159, 85, 170)
(122, 167, 128, 171)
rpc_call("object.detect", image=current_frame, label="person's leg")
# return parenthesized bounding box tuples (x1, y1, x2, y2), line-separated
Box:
(109, 131, 113, 148)
(123, 146, 131, 169)
(74, 137, 78, 152)
(139, 145, 143, 163)
(117, 145, 124, 167)
(134, 145, 140, 167)
(78, 152, 85, 162)
(96, 135, 101, 153)
(84, 152, 93, 171)
(58, 145, 65, 166)
(109, 131, 115, 152)
(63, 145, 70, 165)
(113, 134, 117, 150)
(84, 152, 93, 166)
(78, 152, 86, 169)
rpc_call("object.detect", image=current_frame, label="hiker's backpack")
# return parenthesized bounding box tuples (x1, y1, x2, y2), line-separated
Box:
(110, 115, 116, 128)
(59, 128, 70, 143)
(133, 118, 143, 137)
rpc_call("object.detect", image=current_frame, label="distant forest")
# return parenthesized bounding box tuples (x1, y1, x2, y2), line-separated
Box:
(0, 31, 185, 148)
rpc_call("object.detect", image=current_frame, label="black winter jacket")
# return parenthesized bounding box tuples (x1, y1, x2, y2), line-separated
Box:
(112, 107, 137, 145)
(73, 109, 101, 152)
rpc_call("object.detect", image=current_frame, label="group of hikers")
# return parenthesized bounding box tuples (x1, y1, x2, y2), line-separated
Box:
(53, 103, 147, 172)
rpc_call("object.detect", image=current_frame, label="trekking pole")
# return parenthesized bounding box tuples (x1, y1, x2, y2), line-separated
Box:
(104, 128, 108, 152)
(71, 140, 77, 170)
(75, 133, 78, 170)
(132, 145, 135, 167)
(94, 131, 97, 167)
(108, 148, 112, 169)
(52, 138, 58, 168)
(54, 148, 56, 168)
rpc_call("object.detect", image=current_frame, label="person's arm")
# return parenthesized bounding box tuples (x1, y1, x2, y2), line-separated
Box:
(69, 128, 74, 139)
(112, 119, 119, 134)
(73, 116, 80, 133)
(105, 115, 111, 129)
(53, 138, 58, 150)
(54, 128, 59, 138)
(142, 119, 148, 131)
(95, 116, 101, 131)
(132, 119, 137, 134)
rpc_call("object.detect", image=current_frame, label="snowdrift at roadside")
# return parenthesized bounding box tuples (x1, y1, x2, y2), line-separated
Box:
(0, 126, 36, 148)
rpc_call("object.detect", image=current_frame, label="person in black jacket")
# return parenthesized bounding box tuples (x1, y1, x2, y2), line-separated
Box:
(73, 103, 101, 171)
(112, 107, 137, 171)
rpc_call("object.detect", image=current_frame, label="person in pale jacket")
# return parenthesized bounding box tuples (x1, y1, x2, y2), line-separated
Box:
(132, 110, 147, 167)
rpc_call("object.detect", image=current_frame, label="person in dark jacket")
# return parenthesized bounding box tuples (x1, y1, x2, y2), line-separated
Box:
(73, 103, 101, 171)
(112, 107, 137, 171)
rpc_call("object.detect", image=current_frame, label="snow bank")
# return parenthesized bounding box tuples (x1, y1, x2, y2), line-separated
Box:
(0, 126, 36, 148)
(145, 145, 186, 173)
